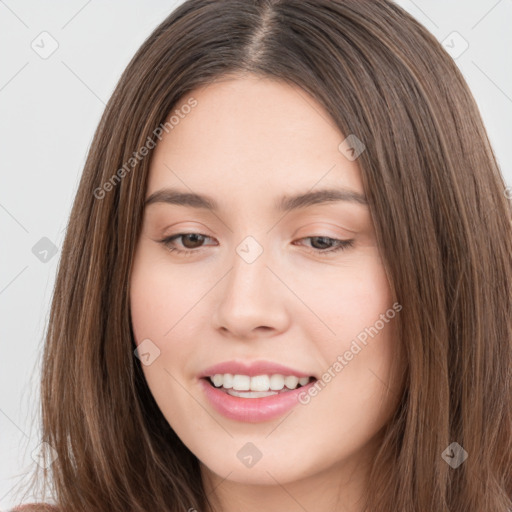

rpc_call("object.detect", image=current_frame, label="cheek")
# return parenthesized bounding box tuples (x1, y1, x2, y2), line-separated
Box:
(302, 252, 393, 343)
(129, 243, 203, 345)
(307, 253, 400, 415)
(129, 244, 215, 402)
(129, 252, 196, 419)
(130, 271, 171, 346)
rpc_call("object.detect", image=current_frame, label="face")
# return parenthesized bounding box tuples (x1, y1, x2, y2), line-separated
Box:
(129, 74, 402, 492)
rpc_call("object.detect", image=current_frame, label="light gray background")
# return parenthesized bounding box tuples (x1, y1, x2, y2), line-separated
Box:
(1, 0, 511, 508)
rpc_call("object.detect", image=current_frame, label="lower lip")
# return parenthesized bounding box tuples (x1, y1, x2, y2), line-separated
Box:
(199, 377, 317, 423)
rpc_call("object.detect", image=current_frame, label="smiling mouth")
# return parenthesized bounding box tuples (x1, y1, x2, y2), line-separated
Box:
(202, 374, 317, 398)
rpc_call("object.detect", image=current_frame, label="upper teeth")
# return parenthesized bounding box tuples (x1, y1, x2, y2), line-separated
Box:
(209, 374, 310, 391)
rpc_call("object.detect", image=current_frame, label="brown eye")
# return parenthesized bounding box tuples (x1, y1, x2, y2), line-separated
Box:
(178, 233, 207, 249)
(294, 236, 354, 257)
(159, 233, 217, 255)
(309, 236, 334, 250)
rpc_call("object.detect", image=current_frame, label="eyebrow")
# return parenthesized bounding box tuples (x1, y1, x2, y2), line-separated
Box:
(144, 187, 368, 211)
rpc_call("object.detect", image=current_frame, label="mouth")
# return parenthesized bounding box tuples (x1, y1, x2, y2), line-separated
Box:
(199, 373, 319, 422)
(201, 374, 317, 399)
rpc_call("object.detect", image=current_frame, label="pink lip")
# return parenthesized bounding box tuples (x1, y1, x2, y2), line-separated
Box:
(199, 377, 317, 423)
(198, 360, 314, 378)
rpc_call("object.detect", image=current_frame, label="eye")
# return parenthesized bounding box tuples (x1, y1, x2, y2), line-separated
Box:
(158, 233, 354, 257)
(293, 236, 354, 257)
(159, 233, 217, 256)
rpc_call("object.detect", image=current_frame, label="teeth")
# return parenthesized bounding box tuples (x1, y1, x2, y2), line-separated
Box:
(285, 376, 299, 389)
(223, 373, 234, 389)
(227, 389, 278, 398)
(298, 376, 310, 386)
(208, 373, 311, 392)
(251, 375, 270, 391)
(269, 374, 284, 390)
(232, 374, 250, 390)
(211, 374, 223, 387)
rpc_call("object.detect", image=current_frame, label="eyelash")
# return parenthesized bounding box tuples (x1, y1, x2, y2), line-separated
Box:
(159, 233, 354, 258)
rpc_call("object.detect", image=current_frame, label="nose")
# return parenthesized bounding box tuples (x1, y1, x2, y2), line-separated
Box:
(211, 243, 291, 340)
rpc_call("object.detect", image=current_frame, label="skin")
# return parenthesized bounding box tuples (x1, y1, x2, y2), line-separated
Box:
(129, 73, 403, 512)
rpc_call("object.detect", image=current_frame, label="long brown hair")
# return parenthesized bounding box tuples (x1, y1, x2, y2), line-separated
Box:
(16, 0, 512, 510)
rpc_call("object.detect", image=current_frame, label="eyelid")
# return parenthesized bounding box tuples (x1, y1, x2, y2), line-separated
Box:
(293, 221, 357, 237)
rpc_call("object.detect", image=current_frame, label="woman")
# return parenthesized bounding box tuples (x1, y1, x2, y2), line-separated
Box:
(13, 0, 512, 511)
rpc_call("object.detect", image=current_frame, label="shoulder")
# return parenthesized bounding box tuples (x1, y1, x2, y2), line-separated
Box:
(11, 504, 59, 512)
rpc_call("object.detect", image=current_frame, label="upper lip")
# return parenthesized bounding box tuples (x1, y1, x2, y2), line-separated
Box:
(199, 360, 315, 379)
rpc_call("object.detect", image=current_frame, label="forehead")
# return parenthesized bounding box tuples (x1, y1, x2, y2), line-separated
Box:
(147, 75, 364, 202)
